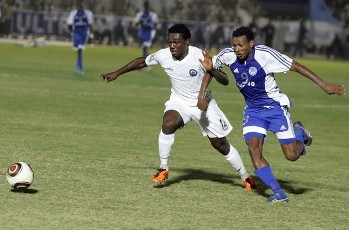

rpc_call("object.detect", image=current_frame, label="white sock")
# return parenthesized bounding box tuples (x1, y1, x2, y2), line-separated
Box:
(224, 145, 250, 180)
(158, 130, 175, 170)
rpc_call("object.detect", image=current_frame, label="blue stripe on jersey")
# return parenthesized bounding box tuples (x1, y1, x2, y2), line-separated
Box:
(255, 45, 292, 68)
(217, 48, 234, 59)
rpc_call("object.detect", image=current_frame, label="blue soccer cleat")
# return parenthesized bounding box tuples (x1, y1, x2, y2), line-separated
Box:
(267, 193, 289, 203)
(294, 121, 312, 146)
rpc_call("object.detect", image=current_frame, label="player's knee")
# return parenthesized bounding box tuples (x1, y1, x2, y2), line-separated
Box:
(284, 151, 299, 161)
(162, 125, 176, 134)
(210, 138, 230, 155)
(282, 143, 301, 161)
(162, 120, 179, 134)
(247, 142, 261, 156)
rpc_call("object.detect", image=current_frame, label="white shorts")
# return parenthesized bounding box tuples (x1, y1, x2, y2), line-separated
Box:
(164, 96, 232, 138)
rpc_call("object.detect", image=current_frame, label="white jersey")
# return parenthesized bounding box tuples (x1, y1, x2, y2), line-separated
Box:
(145, 46, 208, 106)
(66, 9, 94, 30)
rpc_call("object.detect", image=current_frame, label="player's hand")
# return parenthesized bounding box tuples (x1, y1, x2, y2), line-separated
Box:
(197, 97, 208, 111)
(323, 83, 346, 96)
(100, 72, 118, 82)
(200, 49, 213, 71)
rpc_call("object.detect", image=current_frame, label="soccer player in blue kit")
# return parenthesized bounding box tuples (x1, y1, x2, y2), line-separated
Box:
(198, 26, 346, 203)
(67, 0, 93, 75)
(134, 1, 158, 57)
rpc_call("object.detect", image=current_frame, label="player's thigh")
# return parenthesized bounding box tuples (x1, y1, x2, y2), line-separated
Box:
(164, 100, 191, 126)
(193, 99, 232, 138)
(242, 110, 267, 142)
(273, 107, 296, 145)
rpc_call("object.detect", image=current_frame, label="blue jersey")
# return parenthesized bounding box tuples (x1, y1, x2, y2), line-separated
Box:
(213, 45, 293, 108)
(134, 11, 158, 46)
(67, 9, 93, 49)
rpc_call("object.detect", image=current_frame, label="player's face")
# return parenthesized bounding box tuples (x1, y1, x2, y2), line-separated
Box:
(232, 35, 254, 61)
(168, 33, 189, 60)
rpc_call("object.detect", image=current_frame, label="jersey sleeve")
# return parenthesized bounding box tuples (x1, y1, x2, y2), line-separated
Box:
(133, 12, 142, 24)
(213, 48, 236, 70)
(66, 10, 76, 25)
(263, 46, 292, 73)
(151, 12, 159, 24)
(145, 52, 160, 66)
(86, 10, 94, 25)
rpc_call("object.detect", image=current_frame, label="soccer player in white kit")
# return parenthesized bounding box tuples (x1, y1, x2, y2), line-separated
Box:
(198, 26, 346, 203)
(100, 24, 257, 190)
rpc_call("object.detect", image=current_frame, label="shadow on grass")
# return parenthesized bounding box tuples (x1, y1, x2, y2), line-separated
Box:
(240, 179, 310, 198)
(153, 168, 245, 189)
(10, 188, 38, 194)
(153, 168, 310, 198)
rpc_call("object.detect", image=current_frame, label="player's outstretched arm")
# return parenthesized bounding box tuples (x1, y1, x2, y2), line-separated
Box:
(290, 60, 346, 96)
(100, 57, 147, 82)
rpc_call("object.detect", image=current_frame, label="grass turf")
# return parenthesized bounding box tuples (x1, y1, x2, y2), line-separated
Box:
(0, 43, 348, 229)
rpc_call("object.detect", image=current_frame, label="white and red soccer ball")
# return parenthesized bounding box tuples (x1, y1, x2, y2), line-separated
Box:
(6, 162, 34, 189)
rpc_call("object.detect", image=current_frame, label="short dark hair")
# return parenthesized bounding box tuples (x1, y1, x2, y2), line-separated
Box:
(168, 24, 191, 40)
(232, 26, 254, 41)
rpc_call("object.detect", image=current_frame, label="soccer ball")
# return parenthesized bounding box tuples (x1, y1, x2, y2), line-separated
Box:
(6, 162, 34, 189)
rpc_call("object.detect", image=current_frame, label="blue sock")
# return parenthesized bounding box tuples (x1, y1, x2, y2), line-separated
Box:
(255, 165, 286, 197)
(294, 124, 306, 155)
(77, 55, 83, 71)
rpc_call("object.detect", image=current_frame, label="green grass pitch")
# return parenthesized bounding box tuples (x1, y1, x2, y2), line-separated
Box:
(0, 43, 348, 229)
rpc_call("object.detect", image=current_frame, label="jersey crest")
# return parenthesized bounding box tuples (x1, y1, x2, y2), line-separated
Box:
(189, 69, 198, 77)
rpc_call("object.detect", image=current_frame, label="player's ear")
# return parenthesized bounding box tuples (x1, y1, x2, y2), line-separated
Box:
(249, 40, 255, 48)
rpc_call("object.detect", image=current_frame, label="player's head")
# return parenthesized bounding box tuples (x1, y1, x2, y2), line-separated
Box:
(76, 0, 84, 10)
(144, 1, 149, 11)
(168, 24, 191, 60)
(232, 26, 255, 62)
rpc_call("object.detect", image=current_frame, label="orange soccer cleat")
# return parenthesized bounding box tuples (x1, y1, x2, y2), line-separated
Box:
(152, 168, 169, 184)
(243, 175, 258, 191)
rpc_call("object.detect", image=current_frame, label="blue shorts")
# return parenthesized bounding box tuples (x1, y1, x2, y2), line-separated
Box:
(242, 105, 296, 144)
(139, 29, 155, 47)
(73, 32, 88, 50)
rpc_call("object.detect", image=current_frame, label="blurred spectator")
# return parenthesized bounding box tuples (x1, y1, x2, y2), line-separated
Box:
(249, 18, 262, 44)
(326, 34, 343, 60)
(184, 2, 197, 21)
(262, 19, 275, 47)
(193, 25, 205, 48)
(113, 19, 128, 46)
(0, 0, 13, 38)
(95, 17, 112, 45)
(292, 18, 307, 57)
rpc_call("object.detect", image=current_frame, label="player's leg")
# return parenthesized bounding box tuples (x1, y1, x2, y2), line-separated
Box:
(275, 107, 312, 160)
(158, 109, 184, 169)
(140, 30, 151, 57)
(73, 33, 86, 75)
(243, 108, 288, 202)
(196, 98, 257, 190)
(246, 137, 288, 202)
(76, 48, 83, 73)
(208, 137, 257, 190)
(153, 100, 190, 183)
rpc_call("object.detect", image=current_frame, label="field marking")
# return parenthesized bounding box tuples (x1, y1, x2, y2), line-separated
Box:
(1, 73, 347, 108)
(298, 103, 349, 109)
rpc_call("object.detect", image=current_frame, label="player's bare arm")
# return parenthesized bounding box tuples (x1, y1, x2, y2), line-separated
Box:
(200, 49, 229, 86)
(197, 73, 213, 111)
(290, 60, 346, 96)
(100, 57, 147, 82)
